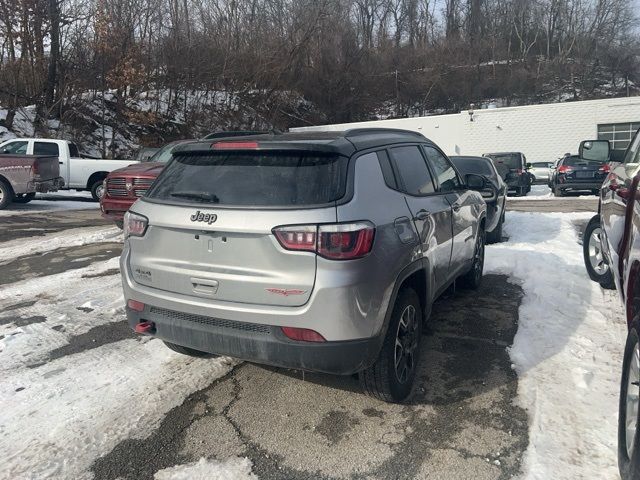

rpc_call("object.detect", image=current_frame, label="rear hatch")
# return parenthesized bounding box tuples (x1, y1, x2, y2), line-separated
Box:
(128, 147, 347, 307)
(485, 153, 523, 183)
(33, 155, 60, 181)
(560, 156, 609, 183)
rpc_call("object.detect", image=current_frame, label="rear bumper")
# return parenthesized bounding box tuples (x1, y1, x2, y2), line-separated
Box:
(101, 196, 136, 220)
(27, 176, 64, 193)
(126, 305, 380, 375)
(556, 180, 603, 191)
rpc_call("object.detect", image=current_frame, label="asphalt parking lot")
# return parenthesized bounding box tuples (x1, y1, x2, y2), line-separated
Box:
(0, 194, 600, 479)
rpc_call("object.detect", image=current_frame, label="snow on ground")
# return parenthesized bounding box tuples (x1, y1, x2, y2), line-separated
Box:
(154, 457, 257, 480)
(0, 190, 98, 216)
(0, 225, 121, 263)
(485, 211, 627, 479)
(0, 257, 238, 479)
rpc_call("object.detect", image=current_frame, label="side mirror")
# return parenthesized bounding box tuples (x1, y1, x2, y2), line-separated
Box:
(579, 140, 610, 162)
(466, 173, 486, 190)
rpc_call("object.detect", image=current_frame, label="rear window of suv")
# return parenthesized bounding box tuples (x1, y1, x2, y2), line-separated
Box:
(146, 151, 347, 207)
(485, 153, 522, 169)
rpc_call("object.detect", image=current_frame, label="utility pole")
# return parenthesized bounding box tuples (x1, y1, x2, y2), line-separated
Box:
(395, 69, 400, 115)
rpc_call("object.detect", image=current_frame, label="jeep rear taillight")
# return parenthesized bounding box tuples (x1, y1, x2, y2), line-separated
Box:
(273, 222, 375, 260)
(124, 211, 148, 238)
(558, 165, 573, 174)
(30, 161, 39, 177)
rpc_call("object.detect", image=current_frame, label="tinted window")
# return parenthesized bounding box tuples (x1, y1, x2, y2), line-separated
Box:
(450, 156, 494, 177)
(388, 146, 435, 195)
(564, 155, 605, 166)
(532, 162, 548, 168)
(34, 142, 59, 156)
(485, 153, 522, 169)
(424, 146, 461, 192)
(0, 140, 28, 155)
(68, 143, 80, 157)
(148, 143, 181, 163)
(377, 150, 398, 189)
(147, 151, 347, 206)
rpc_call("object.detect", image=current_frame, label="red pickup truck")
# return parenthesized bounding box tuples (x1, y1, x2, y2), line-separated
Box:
(0, 154, 64, 209)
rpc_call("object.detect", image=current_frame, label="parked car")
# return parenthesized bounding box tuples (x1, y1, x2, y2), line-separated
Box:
(528, 162, 552, 184)
(483, 152, 531, 196)
(121, 129, 491, 403)
(0, 153, 64, 209)
(551, 152, 610, 197)
(581, 130, 640, 480)
(0, 138, 136, 200)
(101, 140, 192, 228)
(450, 155, 507, 243)
(547, 156, 564, 188)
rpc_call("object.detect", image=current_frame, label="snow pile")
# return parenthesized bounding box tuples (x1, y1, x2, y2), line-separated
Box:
(0, 225, 121, 263)
(485, 211, 626, 479)
(154, 457, 257, 480)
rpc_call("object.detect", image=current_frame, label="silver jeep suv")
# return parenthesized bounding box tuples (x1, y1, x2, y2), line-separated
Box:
(121, 129, 489, 402)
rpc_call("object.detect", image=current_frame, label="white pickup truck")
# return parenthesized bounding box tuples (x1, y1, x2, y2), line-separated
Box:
(0, 138, 138, 200)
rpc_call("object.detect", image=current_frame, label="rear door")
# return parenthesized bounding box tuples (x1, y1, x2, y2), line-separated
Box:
(387, 145, 454, 291)
(423, 145, 477, 275)
(128, 149, 346, 307)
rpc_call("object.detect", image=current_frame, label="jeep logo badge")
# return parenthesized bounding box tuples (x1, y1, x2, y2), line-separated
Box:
(190, 210, 217, 225)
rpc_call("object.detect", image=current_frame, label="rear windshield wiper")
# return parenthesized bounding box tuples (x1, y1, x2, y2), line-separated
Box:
(170, 191, 220, 203)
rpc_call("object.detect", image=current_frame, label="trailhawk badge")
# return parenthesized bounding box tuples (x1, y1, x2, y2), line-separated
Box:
(190, 210, 217, 225)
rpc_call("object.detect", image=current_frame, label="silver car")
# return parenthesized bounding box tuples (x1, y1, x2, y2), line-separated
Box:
(121, 129, 488, 402)
(528, 161, 552, 183)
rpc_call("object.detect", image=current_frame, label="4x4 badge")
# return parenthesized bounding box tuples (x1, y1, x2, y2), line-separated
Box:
(190, 210, 217, 225)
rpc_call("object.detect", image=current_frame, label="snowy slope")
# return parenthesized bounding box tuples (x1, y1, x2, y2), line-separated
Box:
(486, 211, 627, 479)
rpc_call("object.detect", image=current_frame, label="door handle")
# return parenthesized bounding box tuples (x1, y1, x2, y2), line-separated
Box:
(452, 203, 461, 212)
(414, 209, 431, 221)
(59, 161, 63, 164)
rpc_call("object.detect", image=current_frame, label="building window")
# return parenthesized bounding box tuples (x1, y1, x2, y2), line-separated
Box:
(598, 122, 640, 152)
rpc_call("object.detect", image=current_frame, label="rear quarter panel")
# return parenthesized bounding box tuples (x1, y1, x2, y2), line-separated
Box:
(0, 156, 36, 194)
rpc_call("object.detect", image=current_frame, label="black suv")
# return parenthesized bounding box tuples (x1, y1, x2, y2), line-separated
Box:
(551, 153, 610, 197)
(483, 152, 531, 196)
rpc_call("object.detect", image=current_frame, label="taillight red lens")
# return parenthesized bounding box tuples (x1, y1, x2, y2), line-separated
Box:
(599, 164, 611, 173)
(31, 162, 40, 176)
(515, 169, 523, 175)
(273, 222, 375, 260)
(317, 223, 375, 260)
(273, 225, 317, 252)
(124, 211, 148, 238)
(281, 327, 326, 342)
(212, 141, 259, 150)
(558, 165, 573, 174)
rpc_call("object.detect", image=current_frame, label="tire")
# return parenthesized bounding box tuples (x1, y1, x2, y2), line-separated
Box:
(0, 179, 13, 210)
(618, 319, 640, 480)
(583, 215, 615, 289)
(115, 220, 124, 230)
(518, 186, 527, 196)
(486, 218, 503, 244)
(13, 192, 36, 204)
(459, 229, 485, 289)
(359, 287, 422, 403)
(553, 186, 565, 197)
(163, 341, 212, 357)
(90, 179, 106, 201)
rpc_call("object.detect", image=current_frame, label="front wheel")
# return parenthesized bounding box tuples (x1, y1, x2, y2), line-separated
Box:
(13, 192, 36, 204)
(359, 287, 422, 403)
(459, 229, 485, 289)
(90, 179, 105, 201)
(486, 218, 503, 244)
(553, 187, 565, 197)
(583, 215, 615, 289)
(619, 319, 640, 480)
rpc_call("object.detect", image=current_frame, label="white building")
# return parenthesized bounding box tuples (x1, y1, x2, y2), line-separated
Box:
(293, 96, 640, 163)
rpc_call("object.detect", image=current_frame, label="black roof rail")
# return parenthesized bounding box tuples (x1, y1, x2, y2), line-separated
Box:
(343, 128, 425, 139)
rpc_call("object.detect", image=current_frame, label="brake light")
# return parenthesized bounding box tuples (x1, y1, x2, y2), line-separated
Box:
(212, 141, 259, 150)
(273, 222, 375, 260)
(515, 169, 523, 175)
(31, 161, 40, 176)
(281, 327, 326, 342)
(599, 164, 611, 173)
(124, 211, 148, 238)
(558, 165, 573, 174)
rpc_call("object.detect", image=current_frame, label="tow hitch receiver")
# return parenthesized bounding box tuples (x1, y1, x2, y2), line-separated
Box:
(134, 321, 156, 335)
